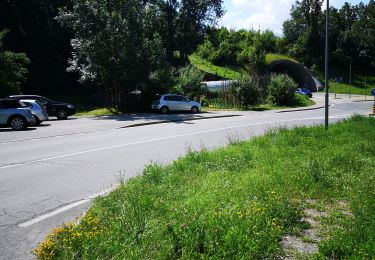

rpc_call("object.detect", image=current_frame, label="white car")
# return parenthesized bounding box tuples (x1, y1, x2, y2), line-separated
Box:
(151, 94, 201, 114)
(20, 99, 49, 125)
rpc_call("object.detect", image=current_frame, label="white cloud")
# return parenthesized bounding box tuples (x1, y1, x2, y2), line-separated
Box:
(220, 0, 296, 34)
(220, 0, 367, 35)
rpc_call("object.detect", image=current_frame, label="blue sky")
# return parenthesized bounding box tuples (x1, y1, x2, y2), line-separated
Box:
(220, 0, 369, 35)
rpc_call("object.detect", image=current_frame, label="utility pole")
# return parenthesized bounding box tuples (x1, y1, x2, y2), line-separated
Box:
(365, 76, 367, 101)
(349, 57, 352, 99)
(324, 0, 330, 130)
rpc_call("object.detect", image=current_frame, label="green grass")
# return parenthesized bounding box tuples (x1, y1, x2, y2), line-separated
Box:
(35, 116, 375, 259)
(75, 107, 121, 116)
(265, 53, 299, 65)
(189, 54, 243, 80)
(315, 67, 375, 96)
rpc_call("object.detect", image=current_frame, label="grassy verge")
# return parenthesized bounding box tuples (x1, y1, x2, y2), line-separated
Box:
(329, 81, 374, 96)
(265, 53, 299, 65)
(75, 107, 121, 116)
(314, 67, 375, 96)
(35, 116, 375, 259)
(189, 54, 242, 80)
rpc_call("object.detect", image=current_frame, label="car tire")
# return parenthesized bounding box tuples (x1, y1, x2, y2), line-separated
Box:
(191, 106, 199, 113)
(160, 106, 169, 114)
(9, 116, 27, 130)
(56, 109, 68, 120)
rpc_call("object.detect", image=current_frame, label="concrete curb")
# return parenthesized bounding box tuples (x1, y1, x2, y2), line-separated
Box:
(276, 105, 325, 113)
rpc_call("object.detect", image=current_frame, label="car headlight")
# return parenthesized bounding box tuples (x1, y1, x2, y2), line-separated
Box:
(67, 104, 74, 109)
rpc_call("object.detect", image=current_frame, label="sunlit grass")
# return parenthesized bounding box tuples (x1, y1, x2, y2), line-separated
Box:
(75, 107, 121, 116)
(265, 53, 299, 65)
(35, 116, 375, 259)
(189, 54, 243, 80)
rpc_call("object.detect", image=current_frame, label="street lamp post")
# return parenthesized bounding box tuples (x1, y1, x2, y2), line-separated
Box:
(349, 57, 352, 99)
(324, 0, 330, 130)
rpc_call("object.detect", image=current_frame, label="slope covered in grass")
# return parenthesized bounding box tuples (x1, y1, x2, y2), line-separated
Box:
(189, 54, 243, 80)
(36, 116, 375, 259)
(265, 53, 299, 65)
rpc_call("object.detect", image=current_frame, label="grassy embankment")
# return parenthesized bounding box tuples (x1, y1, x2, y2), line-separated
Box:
(265, 53, 299, 65)
(326, 68, 375, 96)
(35, 116, 375, 259)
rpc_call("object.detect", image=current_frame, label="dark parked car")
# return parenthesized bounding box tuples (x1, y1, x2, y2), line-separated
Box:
(8, 95, 76, 120)
(0, 99, 35, 130)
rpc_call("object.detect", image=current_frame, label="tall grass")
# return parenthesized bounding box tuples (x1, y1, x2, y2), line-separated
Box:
(35, 116, 375, 259)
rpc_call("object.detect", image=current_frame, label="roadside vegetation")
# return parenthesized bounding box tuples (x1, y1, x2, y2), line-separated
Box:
(35, 116, 375, 259)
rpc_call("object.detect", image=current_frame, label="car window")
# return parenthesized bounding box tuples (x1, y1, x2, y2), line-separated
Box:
(182, 97, 189, 102)
(174, 96, 184, 102)
(22, 102, 33, 108)
(36, 98, 48, 104)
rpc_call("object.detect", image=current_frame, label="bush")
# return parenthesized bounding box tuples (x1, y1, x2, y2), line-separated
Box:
(231, 75, 262, 109)
(267, 73, 297, 105)
(177, 65, 205, 99)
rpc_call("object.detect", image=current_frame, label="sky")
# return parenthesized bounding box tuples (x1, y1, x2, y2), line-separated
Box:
(220, 0, 369, 35)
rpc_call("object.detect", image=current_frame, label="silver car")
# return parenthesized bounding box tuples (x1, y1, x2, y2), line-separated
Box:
(152, 94, 201, 114)
(0, 99, 35, 130)
(20, 99, 49, 125)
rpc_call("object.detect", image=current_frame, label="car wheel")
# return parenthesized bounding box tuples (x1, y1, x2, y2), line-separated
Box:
(160, 106, 169, 114)
(191, 106, 199, 113)
(9, 116, 27, 130)
(56, 109, 68, 120)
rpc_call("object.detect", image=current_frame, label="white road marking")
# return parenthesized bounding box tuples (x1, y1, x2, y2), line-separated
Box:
(1, 116, 347, 170)
(18, 189, 114, 227)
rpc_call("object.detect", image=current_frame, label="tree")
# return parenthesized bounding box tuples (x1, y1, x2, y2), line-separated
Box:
(283, 0, 324, 67)
(176, 65, 204, 99)
(0, 30, 30, 97)
(58, 0, 168, 109)
(0, 0, 76, 95)
(174, 0, 224, 62)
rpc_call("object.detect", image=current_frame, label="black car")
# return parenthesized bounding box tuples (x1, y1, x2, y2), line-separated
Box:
(8, 95, 76, 120)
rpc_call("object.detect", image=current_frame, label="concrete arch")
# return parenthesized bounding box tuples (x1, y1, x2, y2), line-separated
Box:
(268, 60, 323, 92)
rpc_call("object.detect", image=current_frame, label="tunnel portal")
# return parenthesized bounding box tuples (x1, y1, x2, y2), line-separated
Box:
(268, 60, 323, 92)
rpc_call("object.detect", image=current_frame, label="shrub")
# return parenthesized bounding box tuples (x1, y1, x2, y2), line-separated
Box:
(267, 73, 297, 105)
(177, 65, 205, 99)
(231, 75, 263, 109)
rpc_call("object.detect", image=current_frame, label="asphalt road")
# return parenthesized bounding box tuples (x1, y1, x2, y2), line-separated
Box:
(0, 94, 372, 259)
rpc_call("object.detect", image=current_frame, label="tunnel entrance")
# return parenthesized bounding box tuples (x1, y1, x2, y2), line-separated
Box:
(268, 60, 322, 92)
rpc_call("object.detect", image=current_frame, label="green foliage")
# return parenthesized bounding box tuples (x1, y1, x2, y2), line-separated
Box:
(36, 116, 375, 259)
(236, 46, 266, 73)
(267, 73, 297, 105)
(284, 0, 375, 68)
(0, 30, 29, 97)
(176, 65, 205, 98)
(0, 0, 76, 95)
(195, 28, 274, 73)
(231, 75, 263, 109)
